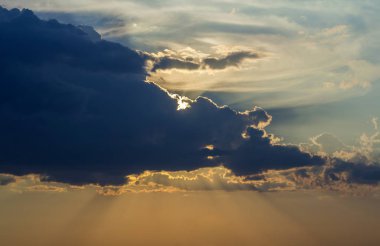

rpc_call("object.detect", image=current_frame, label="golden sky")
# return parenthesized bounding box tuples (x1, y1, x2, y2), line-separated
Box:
(1, 188, 380, 246)
(0, 2, 380, 245)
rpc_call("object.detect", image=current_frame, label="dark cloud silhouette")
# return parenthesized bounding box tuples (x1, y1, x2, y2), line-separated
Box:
(151, 56, 200, 71)
(0, 6, 324, 185)
(0, 8, 143, 74)
(325, 160, 380, 185)
(278, 159, 380, 190)
(146, 50, 260, 72)
(203, 51, 259, 69)
(223, 127, 324, 175)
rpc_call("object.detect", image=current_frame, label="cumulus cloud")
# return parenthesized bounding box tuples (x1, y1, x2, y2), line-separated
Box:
(2, 7, 376, 195)
(300, 133, 354, 158)
(301, 120, 380, 164)
(265, 124, 380, 193)
(0, 7, 324, 186)
(222, 127, 324, 176)
(97, 167, 259, 195)
(242, 106, 272, 129)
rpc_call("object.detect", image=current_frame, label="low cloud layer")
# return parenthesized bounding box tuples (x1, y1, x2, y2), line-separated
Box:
(3, 160, 380, 196)
(0, 174, 16, 186)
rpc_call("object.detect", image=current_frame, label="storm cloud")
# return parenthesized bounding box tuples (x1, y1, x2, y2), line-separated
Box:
(0, 7, 324, 185)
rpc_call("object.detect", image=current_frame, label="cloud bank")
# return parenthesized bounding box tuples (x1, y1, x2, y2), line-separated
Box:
(0, 7, 325, 186)
(0, 5, 379, 192)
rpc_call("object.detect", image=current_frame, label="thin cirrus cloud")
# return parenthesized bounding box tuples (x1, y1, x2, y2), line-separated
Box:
(0, 7, 325, 186)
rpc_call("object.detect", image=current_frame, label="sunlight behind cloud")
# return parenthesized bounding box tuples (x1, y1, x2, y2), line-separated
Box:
(5, 0, 380, 108)
(0, 2, 379, 246)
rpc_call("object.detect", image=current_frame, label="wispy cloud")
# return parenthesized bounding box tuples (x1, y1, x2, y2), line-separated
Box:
(4, 0, 380, 108)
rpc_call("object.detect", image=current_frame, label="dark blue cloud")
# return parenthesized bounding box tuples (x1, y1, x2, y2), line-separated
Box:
(223, 127, 324, 175)
(0, 6, 324, 185)
(0, 9, 143, 73)
(323, 160, 380, 185)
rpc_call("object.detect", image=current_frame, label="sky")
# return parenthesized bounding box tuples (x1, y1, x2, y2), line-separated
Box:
(3, 0, 380, 143)
(0, 1, 380, 245)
